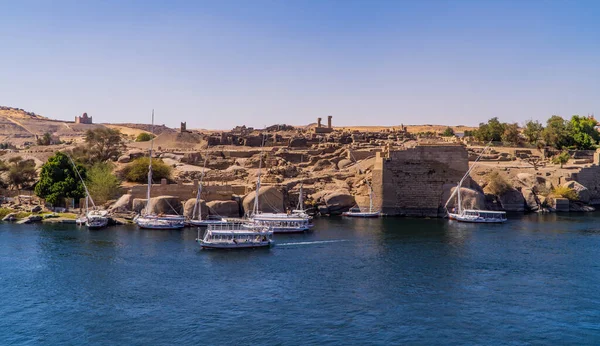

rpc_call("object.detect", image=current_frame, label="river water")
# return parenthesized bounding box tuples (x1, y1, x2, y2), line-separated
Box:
(1, 214, 600, 345)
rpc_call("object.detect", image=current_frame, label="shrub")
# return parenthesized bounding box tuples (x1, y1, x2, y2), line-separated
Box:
(485, 171, 511, 195)
(86, 162, 121, 204)
(552, 151, 570, 168)
(441, 127, 455, 137)
(135, 133, 155, 142)
(552, 186, 578, 200)
(121, 157, 172, 183)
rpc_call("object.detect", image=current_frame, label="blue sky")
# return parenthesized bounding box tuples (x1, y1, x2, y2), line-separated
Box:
(0, 0, 598, 129)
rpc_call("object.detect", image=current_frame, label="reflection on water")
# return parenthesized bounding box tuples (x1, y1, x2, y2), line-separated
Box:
(2, 214, 600, 344)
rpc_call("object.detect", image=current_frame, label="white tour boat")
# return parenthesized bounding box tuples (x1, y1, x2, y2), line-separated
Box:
(342, 182, 380, 218)
(445, 144, 507, 223)
(69, 155, 109, 229)
(197, 223, 273, 249)
(135, 111, 185, 230)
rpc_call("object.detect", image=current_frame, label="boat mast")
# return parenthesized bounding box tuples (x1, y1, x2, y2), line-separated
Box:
(368, 183, 373, 213)
(67, 154, 95, 212)
(444, 143, 493, 214)
(145, 110, 154, 216)
(253, 134, 265, 216)
(193, 152, 209, 221)
(298, 184, 304, 211)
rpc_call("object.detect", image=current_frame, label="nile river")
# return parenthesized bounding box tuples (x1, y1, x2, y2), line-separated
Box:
(2, 214, 600, 344)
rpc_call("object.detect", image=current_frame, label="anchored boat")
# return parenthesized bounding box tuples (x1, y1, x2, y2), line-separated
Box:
(247, 141, 312, 233)
(342, 182, 380, 218)
(69, 155, 109, 230)
(135, 110, 185, 230)
(187, 148, 227, 227)
(445, 144, 507, 223)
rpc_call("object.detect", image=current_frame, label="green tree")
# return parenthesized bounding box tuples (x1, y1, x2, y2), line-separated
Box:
(121, 157, 172, 183)
(543, 115, 571, 149)
(34, 152, 86, 207)
(135, 132, 155, 142)
(501, 123, 521, 146)
(6, 156, 37, 191)
(552, 151, 570, 168)
(441, 127, 455, 137)
(36, 132, 54, 146)
(86, 162, 121, 205)
(84, 128, 124, 163)
(474, 117, 505, 142)
(523, 120, 544, 144)
(569, 115, 599, 150)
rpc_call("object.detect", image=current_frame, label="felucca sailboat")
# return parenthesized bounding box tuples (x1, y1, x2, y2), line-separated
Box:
(247, 138, 312, 232)
(343, 182, 380, 218)
(188, 149, 226, 227)
(69, 154, 109, 229)
(134, 110, 185, 229)
(445, 145, 507, 223)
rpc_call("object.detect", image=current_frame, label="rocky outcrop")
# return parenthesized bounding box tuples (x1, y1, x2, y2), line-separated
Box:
(183, 198, 208, 219)
(242, 186, 285, 214)
(288, 137, 307, 148)
(146, 196, 183, 215)
(132, 198, 147, 213)
(337, 159, 352, 170)
(564, 181, 591, 204)
(314, 189, 356, 215)
(110, 194, 133, 212)
(522, 188, 540, 211)
(206, 200, 240, 217)
(498, 188, 525, 212)
(117, 154, 130, 163)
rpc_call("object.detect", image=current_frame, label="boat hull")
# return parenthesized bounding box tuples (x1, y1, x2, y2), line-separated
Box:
(187, 219, 228, 227)
(448, 213, 507, 223)
(342, 211, 380, 218)
(198, 240, 272, 249)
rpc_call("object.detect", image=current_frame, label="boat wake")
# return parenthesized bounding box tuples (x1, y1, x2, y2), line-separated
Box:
(277, 240, 349, 246)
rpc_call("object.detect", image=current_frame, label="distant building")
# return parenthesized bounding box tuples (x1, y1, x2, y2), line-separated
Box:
(75, 112, 92, 124)
(314, 115, 334, 134)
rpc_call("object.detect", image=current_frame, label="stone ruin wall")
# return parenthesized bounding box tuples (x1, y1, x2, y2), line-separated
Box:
(372, 144, 468, 217)
(129, 180, 236, 202)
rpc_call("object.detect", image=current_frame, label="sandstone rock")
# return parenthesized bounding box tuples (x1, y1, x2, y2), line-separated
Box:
(516, 173, 535, 188)
(441, 184, 486, 211)
(2, 213, 17, 222)
(318, 205, 330, 215)
(132, 198, 148, 213)
(20, 215, 43, 224)
(128, 149, 145, 159)
(498, 188, 525, 212)
(117, 154, 130, 163)
(183, 198, 208, 219)
(569, 201, 596, 212)
(242, 186, 285, 214)
(160, 153, 183, 161)
(312, 159, 335, 172)
(146, 196, 183, 215)
(206, 200, 240, 218)
(337, 159, 352, 170)
(563, 181, 591, 204)
(288, 137, 308, 148)
(110, 194, 133, 212)
(522, 188, 540, 211)
(30, 205, 42, 213)
(323, 190, 356, 215)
